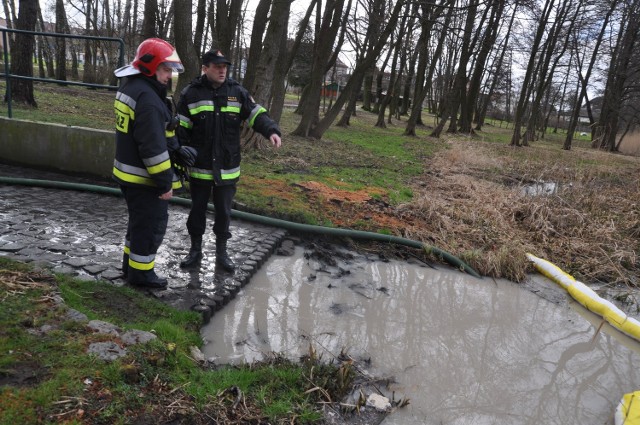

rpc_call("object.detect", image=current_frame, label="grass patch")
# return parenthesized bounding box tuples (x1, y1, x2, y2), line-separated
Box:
(0, 82, 114, 130)
(0, 258, 362, 424)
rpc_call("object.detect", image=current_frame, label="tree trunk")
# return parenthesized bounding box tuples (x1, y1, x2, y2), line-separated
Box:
(214, 0, 243, 56)
(2, 0, 17, 61)
(404, 0, 452, 136)
(521, 0, 581, 146)
(475, 3, 517, 131)
(36, 5, 55, 78)
(10, 0, 38, 106)
(400, 47, 417, 116)
(82, 1, 95, 84)
(242, 0, 272, 92)
(459, 0, 506, 133)
(432, 0, 479, 137)
(174, 0, 200, 94)
(142, 0, 158, 38)
(193, 0, 207, 55)
(251, 0, 291, 108)
(55, 0, 68, 82)
(361, 68, 373, 111)
(375, 8, 409, 128)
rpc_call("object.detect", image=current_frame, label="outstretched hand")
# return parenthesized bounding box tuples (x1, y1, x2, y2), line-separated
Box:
(270, 134, 282, 148)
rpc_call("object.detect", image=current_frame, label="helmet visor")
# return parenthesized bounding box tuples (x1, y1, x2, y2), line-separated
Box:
(162, 49, 184, 74)
(161, 61, 185, 74)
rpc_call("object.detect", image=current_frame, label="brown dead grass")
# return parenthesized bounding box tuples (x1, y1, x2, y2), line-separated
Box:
(396, 138, 639, 286)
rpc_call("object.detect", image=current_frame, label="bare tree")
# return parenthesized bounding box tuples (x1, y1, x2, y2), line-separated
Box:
(9, 0, 38, 106)
(592, 0, 640, 151)
(142, 0, 158, 38)
(36, 4, 55, 78)
(192, 0, 207, 55)
(306, 0, 406, 139)
(458, 0, 507, 133)
(563, 1, 617, 150)
(431, 0, 481, 138)
(474, 3, 517, 131)
(1, 0, 17, 65)
(404, 0, 454, 136)
(252, 0, 292, 116)
(213, 0, 243, 55)
(291, 0, 348, 137)
(174, 0, 200, 94)
(375, 2, 412, 128)
(521, 0, 582, 145)
(55, 0, 69, 82)
(242, 0, 273, 91)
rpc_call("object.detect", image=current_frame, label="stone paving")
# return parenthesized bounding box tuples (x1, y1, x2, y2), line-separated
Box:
(0, 163, 288, 322)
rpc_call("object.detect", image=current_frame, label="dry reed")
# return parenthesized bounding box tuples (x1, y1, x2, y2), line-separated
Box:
(398, 138, 640, 286)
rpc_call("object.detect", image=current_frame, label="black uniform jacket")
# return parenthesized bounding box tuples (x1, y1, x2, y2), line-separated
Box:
(113, 75, 181, 194)
(176, 75, 281, 186)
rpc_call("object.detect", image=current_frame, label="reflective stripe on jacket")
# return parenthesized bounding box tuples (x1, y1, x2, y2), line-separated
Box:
(113, 75, 181, 192)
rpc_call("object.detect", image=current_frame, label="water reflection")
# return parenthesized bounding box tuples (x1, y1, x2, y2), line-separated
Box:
(201, 246, 640, 424)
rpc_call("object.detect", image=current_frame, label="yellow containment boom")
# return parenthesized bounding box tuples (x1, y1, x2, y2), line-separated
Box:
(615, 391, 640, 425)
(526, 253, 640, 425)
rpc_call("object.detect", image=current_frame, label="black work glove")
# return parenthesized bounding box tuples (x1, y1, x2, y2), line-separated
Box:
(176, 146, 198, 167)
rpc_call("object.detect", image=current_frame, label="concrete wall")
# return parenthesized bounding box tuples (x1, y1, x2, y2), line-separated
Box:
(0, 117, 114, 178)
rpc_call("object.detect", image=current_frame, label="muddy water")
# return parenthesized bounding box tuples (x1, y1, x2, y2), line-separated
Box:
(201, 245, 640, 424)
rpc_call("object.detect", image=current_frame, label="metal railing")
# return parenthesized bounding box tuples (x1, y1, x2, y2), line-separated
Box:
(1, 27, 124, 118)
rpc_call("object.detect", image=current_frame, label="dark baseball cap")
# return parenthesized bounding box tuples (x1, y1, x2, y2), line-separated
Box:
(202, 49, 232, 66)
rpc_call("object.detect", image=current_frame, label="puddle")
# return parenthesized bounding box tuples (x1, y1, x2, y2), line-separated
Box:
(201, 245, 640, 424)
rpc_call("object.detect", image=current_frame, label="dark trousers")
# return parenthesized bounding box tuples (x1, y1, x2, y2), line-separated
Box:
(187, 181, 236, 240)
(121, 185, 168, 272)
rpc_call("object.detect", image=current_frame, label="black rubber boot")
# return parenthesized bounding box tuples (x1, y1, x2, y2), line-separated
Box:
(216, 239, 235, 272)
(127, 269, 168, 288)
(180, 235, 203, 268)
(122, 253, 129, 278)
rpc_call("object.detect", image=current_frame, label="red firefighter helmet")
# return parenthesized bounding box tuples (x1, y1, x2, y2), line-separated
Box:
(114, 38, 184, 78)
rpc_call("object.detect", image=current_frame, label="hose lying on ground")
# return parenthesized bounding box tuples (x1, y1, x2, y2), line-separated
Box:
(0, 176, 481, 278)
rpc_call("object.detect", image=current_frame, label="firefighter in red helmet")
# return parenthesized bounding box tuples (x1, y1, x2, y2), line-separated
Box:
(113, 38, 185, 288)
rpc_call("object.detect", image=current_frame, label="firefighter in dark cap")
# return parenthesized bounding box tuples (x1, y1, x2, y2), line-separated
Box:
(176, 48, 282, 272)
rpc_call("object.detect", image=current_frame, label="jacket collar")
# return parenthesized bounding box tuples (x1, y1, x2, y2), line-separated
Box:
(131, 74, 167, 99)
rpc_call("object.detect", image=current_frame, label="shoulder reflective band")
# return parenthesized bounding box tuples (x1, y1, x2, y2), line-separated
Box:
(248, 105, 266, 128)
(178, 113, 193, 129)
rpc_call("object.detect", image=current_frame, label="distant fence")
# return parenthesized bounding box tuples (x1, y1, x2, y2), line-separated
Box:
(1, 27, 124, 118)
